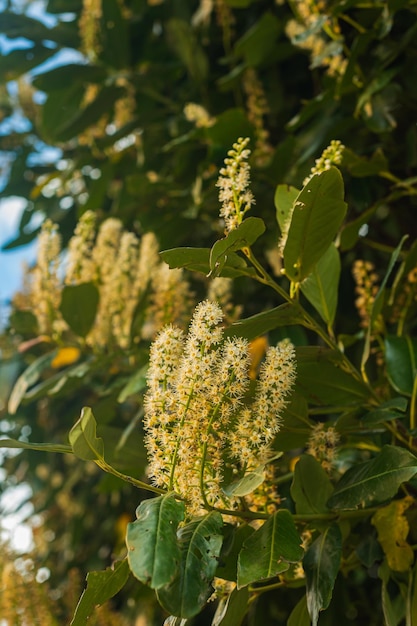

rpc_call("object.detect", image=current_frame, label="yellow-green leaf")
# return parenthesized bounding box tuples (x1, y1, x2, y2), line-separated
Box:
(372, 497, 414, 572)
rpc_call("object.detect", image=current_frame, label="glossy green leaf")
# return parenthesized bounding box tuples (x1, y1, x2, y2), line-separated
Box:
(291, 455, 334, 514)
(327, 445, 417, 510)
(283, 168, 347, 282)
(157, 512, 223, 618)
(361, 397, 408, 425)
(300, 243, 340, 326)
(237, 510, 303, 588)
(70, 559, 130, 626)
(304, 524, 342, 626)
(224, 302, 305, 341)
(60, 282, 99, 338)
(379, 561, 406, 626)
(274, 184, 299, 231)
(8, 351, 57, 415)
(385, 335, 417, 396)
(0, 438, 71, 454)
(69, 407, 104, 461)
(223, 458, 281, 497)
(160, 247, 255, 278)
(127, 494, 185, 589)
(212, 587, 249, 626)
(274, 394, 313, 451)
(296, 347, 370, 405)
(209, 218, 266, 277)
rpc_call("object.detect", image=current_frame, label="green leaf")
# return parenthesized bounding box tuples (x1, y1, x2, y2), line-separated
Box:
(385, 335, 417, 396)
(100, 0, 130, 69)
(224, 302, 306, 341)
(32, 64, 107, 92)
(117, 365, 148, 403)
(274, 184, 299, 232)
(212, 587, 249, 626)
(237, 510, 303, 588)
(160, 247, 255, 278)
(69, 407, 104, 461)
(291, 455, 334, 514)
(304, 524, 342, 626)
(127, 494, 185, 589)
(300, 243, 340, 326)
(206, 108, 254, 149)
(361, 397, 408, 425)
(0, 438, 71, 454)
(407, 560, 417, 626)
(223, 458, 281, 497)
(283, 168, 347, 283)
(0, 45, 55, 81)
(60, 283, 99, 338)
(327, 445, 417, 510)
(296, 347, 370, 406)
(361, 236, 408, 373)
(157, 512, 223, 618)
(166, 19, 208, 83)
(8, 351, 57, 415)
(287, 595, 310, 626)
(234, 12, 281, 67)
(216, 524, 254, 583)
(53, 85, 125, 143)
(70, 559, 130, 626)
(209, 218, 266, 277)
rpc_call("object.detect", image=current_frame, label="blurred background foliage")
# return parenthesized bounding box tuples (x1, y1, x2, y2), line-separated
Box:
(2, 0, 417, 623)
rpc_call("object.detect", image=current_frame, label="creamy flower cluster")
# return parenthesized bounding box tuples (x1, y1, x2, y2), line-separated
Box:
(216, 137, 255, 234)
(306, 423, 340, 472)
(303, 139, 345, 185)
(23, 212, 192, 349)
(144, 300, 296, 514)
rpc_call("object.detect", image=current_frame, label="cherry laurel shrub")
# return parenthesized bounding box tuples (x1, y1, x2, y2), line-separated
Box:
(3, 138, 417, 625)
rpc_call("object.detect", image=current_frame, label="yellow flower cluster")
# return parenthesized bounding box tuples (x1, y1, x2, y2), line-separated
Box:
(303, 139, 345, 185)
(306, 422, 340, 472)
(21, 213, 192, 349)
(216, 137, 255, 234)
(243, 68, 274, 167)
(286, 0, 347, 78)
(183, 102, 215, 128)
(352, 259, 380, 330)
(144, 300, 296, 515)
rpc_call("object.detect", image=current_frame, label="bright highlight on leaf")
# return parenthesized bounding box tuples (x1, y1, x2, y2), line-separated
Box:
(372, 497, 414, 572)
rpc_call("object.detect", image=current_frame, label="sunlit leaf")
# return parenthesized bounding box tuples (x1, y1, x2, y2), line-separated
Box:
(127, 494, 185, 589)
(157, 512, 223, 618)
(209, 217, 265, 277)
(237, 510, 303, 588)
(304, 524, 342, 626)
(327, 445, 417, 510)
(371, 497, 414, 572)
(0, 438, 71, 454)
(70, 559, 130, 626)
(224, 302, 305, 341)
(8, 351, 57, 415)
(274, 184, 299, 232)
(69, 406, 105, 461)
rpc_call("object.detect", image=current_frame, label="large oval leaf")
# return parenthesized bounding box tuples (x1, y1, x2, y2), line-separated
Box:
(283, 167, 347, 283)
(291, 455, 334, 515)
(237, 509, 303, 588)
(300, 243, 340, 326)
(275, 184, 300, 231)
(385, 335, 417, 396)
(157, 512, 223, 618)
(327, 445, 417, 510)
(126, 494, 185, 589)
(304, 524, 342, 626)
(60, 282, 100, 338)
